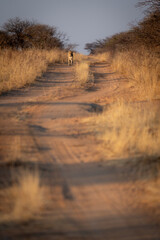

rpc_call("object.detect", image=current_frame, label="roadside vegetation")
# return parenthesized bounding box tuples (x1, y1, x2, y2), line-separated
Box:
(111, 48, 160, 100)
(85, 0, 160, 100)
(0, 17, 69, 222)
(85, 0, 160, 217)
(89, 100, 160, 159)
(85, 0, 160, 161)
(0, 17, 73, 94)
(0, 49, 67, 93)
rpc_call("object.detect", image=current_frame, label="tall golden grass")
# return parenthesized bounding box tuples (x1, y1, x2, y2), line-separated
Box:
(88, 49, 160, 218)
(74, 52, 88, 62)
(111, 48, 160, 100)
(91, 52, 110, 63)
(74, 62, 94, 88)
(89, 100, 160, 159)
(0, 170, 44, 222)
(0, 49, 67, 93)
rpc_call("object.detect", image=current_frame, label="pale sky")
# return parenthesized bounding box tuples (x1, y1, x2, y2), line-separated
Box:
(0, 0, 145, 54)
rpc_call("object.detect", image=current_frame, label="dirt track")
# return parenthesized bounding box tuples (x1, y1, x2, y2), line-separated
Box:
(0, 62, 160, 239)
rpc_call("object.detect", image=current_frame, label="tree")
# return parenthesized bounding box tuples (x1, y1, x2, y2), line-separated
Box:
(137, 0, 160, 13)
(0, 31, 10, 48)
(0, 17, 68, 50)
(2, 17, 33, 49)
(85, 40, 106, 54)
(66, 43, 79, 51)
(25, 24, 62, 49)
(85, 0, 160, 55)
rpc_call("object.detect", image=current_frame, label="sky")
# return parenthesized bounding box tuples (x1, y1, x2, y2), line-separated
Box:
(0, 0, 145, 54)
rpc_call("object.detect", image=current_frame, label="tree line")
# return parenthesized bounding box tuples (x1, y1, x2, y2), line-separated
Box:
(85, 0, 160, 55)
(0, 17, 70, 50)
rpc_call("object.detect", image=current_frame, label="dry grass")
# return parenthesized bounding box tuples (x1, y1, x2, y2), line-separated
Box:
(74, 61, 94, 88)
(92, 52, 110, 63)
(86, 100, 160, 216)
(0, 49, 67, 94)
(111, 49, 160, 100)
(90, 100, 160, 159)
(74, 52, 88, 63)
(86, 50, 160, 220)
(0, 170, 44, 222)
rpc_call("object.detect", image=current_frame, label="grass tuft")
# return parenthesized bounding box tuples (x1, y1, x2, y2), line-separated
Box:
(0, 170, 44, 222)
(74, 62, 94, 88)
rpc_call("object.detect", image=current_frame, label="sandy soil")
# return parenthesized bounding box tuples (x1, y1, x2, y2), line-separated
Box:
(0, 62, 160, 239)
